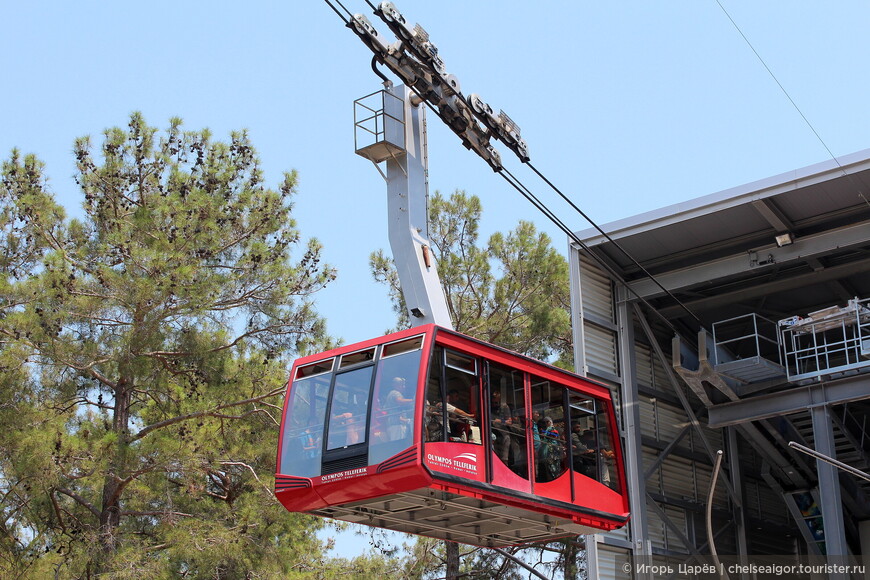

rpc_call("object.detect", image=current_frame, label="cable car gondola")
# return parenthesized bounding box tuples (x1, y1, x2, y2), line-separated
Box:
(276, 324, 628, 547)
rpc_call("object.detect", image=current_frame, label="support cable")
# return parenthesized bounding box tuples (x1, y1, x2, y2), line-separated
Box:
(788, 441, 870, 483)
(323, 0, 352, 23)
(370, 56, 391, 85)
(526, 160, 703, 325)
(705, 450, 729, 580)
(715, 0, 870, 208)
(498, 167, 687, 333)
(411, 93, 689, 334)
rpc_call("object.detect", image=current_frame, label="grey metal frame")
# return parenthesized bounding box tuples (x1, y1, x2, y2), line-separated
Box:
(355, 85, 453, 330)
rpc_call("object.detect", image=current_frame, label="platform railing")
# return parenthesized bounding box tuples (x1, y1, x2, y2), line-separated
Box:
(711, 312, 781, 367)
(353, 89, 406, 165)
(779, 297, 870, 382)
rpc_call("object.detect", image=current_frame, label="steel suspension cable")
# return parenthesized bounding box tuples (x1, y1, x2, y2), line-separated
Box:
(497, 168, 686, 334)
(323, 0, 352, 24)
(715, 0, 870, 208)
(526, 161, 702, 325)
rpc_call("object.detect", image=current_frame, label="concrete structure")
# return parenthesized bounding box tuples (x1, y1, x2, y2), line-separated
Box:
(570, 150, 870, 578)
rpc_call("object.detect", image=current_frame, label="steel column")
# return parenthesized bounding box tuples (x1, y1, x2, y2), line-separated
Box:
(726, 426, 750, 578)
(617, 287, 652, 578)
(810, 404, 848, 573)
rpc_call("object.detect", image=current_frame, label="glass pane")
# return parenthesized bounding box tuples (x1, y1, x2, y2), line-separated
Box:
(326, 366, 373, 450)
(445, 350, 477, 374)
(383, 335, 424, 358)
(569, 392, 618, 490)
(489, 363, 528, 479)
(594, 400, 618, 491)
(295, 359, 333, 379)
(425, 351, 445, 442)
(339, 347, 375, 369)
(530, 377, 568, 483)
(426, 348, 481, 445)
(569, 393, 598, 480)
(280, 373, 331, 477)
(369, 347, 422, 464)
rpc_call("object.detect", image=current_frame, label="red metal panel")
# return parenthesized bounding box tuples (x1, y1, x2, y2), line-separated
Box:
(423, 442, 486, 483)
(572, 471, 629, 518)
(315, 462, 431, 506)
(277, 447, 430, 511)
(490, 457, 532, 492)
(534, 471, 573, 505)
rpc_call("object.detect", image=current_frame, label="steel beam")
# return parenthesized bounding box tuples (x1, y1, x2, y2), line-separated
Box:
(616, 288, 652, 579)
(629, 221, 870, 300)
(707, 375, 870, 428)
(384, 85, 453, 329)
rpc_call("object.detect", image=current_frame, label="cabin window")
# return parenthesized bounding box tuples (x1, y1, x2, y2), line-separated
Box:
(280, 370, 332, 477)
(368, 338, 424, 465)
(295, 358, 334, 379)
(382, 335, 424, 358)
(568, 392, 619, 490)
(425, 348, 481, 445)
(530, 377, 568, 483)
(325, 366, 374, 451)
(487, 363, 528, 479)
(339, 347, 376, 369)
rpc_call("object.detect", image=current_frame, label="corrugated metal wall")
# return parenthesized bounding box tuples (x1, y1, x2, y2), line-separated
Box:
(575, 251, 801, 574)
(578, 254, 619, 377)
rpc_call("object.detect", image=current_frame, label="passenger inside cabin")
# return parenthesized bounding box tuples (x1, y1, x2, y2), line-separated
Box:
(300, 427, 320, 458)
(330, 410, 362, 447)
(571, 422, 595, 478)
(536, 416, 565, 482)
(580, 429, 614, 485)
(445, 388, 475, 441)
(490, 390, 514, 463)
(384, 376, 413, 442)
(427, 378, 478, 443)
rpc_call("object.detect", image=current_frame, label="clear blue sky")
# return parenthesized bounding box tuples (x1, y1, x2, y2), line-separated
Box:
(4, 0, 869, 343)
(4, 0, 870, 558)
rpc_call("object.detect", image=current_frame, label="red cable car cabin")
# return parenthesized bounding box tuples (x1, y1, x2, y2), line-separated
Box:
(275, 325, 629, 547)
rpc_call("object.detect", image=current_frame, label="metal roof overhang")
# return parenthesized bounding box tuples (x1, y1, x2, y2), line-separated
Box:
(573, 149, 870, 524)
(574, 148, 870, 330)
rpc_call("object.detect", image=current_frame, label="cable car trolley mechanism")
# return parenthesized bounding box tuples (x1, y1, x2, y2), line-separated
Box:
(276, 0, 629, 547)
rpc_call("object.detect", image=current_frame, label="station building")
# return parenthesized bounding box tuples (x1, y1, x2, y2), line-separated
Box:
(570, 149, 870, 578)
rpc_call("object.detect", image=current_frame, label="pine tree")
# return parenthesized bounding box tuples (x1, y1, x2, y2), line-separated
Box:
(0, 114, 345, 577)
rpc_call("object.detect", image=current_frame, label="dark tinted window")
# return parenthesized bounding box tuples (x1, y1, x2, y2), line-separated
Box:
(488, 363, 527, 479)
(426, 347, 481, 445)
(530, 377, 568, 483)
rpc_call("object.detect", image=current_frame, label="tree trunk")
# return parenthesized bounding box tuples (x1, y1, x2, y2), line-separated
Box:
(445, 540, 460, 579)
(99, 378, 132, 555)
(563, 538, 580, 580)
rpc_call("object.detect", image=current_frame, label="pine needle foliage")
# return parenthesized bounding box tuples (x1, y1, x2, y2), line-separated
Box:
(0, 114, 349, 578)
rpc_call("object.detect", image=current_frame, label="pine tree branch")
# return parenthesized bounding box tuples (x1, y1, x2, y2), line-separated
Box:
(131, 387, 284, 441)
(54, 487, 100, 519)
(220, 461, 278, 502)
(120, 511, 193, 518)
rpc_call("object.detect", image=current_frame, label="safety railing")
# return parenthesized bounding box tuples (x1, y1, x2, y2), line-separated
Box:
(779, 297, 870, 382)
